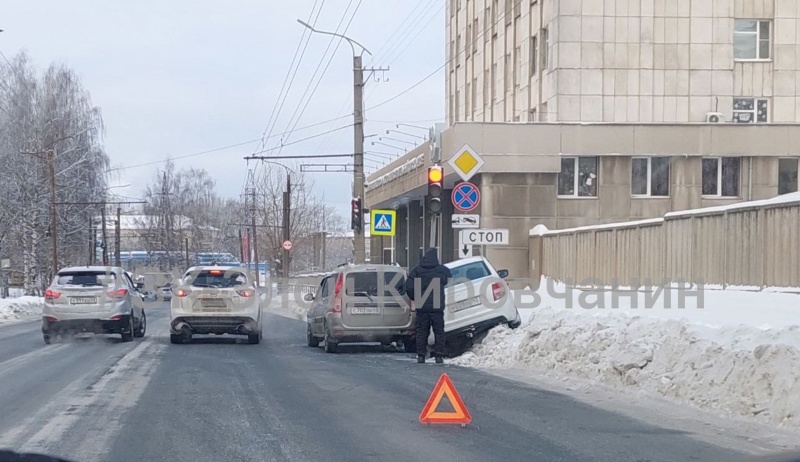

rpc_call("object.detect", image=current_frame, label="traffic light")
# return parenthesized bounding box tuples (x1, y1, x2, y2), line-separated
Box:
(351, 197, 362, 230)
(427, 165, 443, 214)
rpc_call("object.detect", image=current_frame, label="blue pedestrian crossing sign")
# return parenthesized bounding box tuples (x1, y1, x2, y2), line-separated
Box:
(370, 209, 396, 236)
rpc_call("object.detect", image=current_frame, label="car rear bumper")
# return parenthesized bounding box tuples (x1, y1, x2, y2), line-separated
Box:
(171, 316, 260, 335)
(445, 314, 515, 340)
(327, 325, 416, 343)
(42, 316, 130, 334)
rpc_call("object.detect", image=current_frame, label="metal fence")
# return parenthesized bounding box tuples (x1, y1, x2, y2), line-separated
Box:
(531, 197, 800, 290)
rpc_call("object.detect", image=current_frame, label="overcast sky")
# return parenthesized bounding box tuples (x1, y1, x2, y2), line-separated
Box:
(1, 0, 445, 216)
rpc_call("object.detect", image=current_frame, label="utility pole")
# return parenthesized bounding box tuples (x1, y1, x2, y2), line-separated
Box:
(184, 237, 189, 268)
(114, 206, 121, 266)
(101, 205, 108, 265)
(47, 149, 58, 278)
(282, 174, 292, 278)
(88, 215, 94, 265)
(238, 229, 244, 263)
(250, 186, 259, 287)
(353, 55, 366, 263)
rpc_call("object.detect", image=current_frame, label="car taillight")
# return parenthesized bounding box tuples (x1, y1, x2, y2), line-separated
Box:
(236, 289, 254, 297)
(408, 299, 415, 312)
(492, 282, 506, 301)
(107, 288, 128, 298)
(44, 289, 62, 301)
(176, 289, 190, 297)
(110, 315, 122, 321)
(332, 273, 344, 313)
(44, 316, 58, 322)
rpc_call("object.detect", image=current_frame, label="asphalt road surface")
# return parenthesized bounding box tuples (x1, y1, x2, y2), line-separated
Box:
(0, 303, 783, 462)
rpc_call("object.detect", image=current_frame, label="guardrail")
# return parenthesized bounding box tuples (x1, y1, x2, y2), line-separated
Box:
(530, 194, 800, 290)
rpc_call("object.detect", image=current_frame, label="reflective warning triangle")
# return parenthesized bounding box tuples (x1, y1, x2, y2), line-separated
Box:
(375, 215, 391, 231)
(419, 373, 472, 425)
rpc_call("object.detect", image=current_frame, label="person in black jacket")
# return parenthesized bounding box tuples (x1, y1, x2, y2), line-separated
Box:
(405, 248, 452, 364)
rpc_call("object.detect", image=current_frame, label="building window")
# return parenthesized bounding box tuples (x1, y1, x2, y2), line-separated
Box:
(541, 101, 548, 121)
(515, 46, 521, 88)
(492, 0, 499, 36)
(484, 69, 490, 107)
(484, 7, 491, 41)
(734, 19, 771, 60)
(631, 157, 670, 197)
(472, 77, 478, 114)
(465, 81, 471, 117)
(733, 98, 768, 123)
(558, 157, 599, 197)
(542, 27, 549, 69)
(529, 108, 537, 121)
(465, 24, 471, 57)
(514, 0, 521, 17)
(702, 157, 741, 197)
(491, 63, 497, 102)
(779, 158, 799, 195)
(530, 35, 538, 76)
(505, 53, 512, 92)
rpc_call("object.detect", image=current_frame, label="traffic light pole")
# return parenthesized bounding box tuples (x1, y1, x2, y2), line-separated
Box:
(353, 54, 366, 264)
(283, 175, 291, 278)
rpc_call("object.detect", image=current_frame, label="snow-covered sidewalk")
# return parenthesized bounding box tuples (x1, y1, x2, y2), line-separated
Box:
(0, 296, 44, 323)
(454, 279, 800, 432)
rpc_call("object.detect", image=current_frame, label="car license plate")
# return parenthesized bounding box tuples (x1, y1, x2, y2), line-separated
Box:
(70, 297, 97, 305)
(201, 298, 227, 308)
(450, 296, 481, 312)
(350, 306, 380, 315)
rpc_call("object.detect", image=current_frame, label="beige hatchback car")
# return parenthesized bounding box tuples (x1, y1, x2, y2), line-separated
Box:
(305, 264, 415, 353)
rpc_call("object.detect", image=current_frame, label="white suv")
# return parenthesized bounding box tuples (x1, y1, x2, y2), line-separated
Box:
(170, 266, 262, 344)
(42, 266, 147, 344)
(442, 256, 521, 355)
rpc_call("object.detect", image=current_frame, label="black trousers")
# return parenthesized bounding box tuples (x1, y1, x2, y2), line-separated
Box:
(416, 310, 445, 357)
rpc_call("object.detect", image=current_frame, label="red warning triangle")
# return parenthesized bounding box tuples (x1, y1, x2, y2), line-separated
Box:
(419, 373, 472, 425)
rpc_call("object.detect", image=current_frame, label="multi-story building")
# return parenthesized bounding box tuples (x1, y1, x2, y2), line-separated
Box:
(448, 0, 800, 124)
(364, 0, 800, 277)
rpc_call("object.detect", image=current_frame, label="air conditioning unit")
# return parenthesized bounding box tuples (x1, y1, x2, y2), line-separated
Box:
(706, 112, 724, 123)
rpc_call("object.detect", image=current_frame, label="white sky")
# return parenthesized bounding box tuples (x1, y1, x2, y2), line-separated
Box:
(1, 0, 445, 216)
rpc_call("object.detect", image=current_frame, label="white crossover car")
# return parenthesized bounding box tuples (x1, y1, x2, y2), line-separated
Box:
(441, 256, 521, 355)
(170, 266, 262, 344)
(42, 266, 147, 344)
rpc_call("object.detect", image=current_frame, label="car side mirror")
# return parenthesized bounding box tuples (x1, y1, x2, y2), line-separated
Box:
(303, 293, 314, 302)
(497, 269, 509, 279)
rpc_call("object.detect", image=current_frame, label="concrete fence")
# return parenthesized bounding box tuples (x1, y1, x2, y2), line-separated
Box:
(529, 194, 800, 291)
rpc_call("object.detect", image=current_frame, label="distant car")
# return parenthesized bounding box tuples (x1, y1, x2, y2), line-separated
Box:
(441, 256, 521, 355)
(170, 266, 262, 344)
(305, 264, 415, 353)
(159, 285, 172, 301)
(41, 266, 147, 344)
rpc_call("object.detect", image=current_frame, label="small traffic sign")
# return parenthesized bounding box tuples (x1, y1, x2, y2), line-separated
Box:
(459, 228, 510, 246)
(452, 214, 480, 229)
(282, 240, 293, 251)
(451, 182, 480, 212)
(419, 373, 472, 425)
(448, 144, 485, 182)
(458, 244, 473, 259)
(370, 209, 396, 236)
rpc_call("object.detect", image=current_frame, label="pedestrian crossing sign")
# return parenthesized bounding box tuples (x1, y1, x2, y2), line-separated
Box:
(370, 209, 396, 236)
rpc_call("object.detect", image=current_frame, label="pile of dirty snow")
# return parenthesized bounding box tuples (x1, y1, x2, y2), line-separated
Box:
(454, 280, 800, 431)
(0, 296, 44, 323)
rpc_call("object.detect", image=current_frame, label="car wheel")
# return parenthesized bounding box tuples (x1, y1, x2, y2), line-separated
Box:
(307, 324, 320, 347)
(121, 316, 134, 343)
(403, 336, 416, 353)
(248, 332, 261, 345)
(43, 333, 53, 345)
(323, 328, 338, 353)
(134, 310, 146, 338)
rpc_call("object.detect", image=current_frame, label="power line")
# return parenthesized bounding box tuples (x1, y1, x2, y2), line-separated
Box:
(368, 0, 516, 112)
(275, 0, 363, 155)
(244, 153, 355, 160)
(255, 0, 325, 155)
(105, 115, 351, 172)
(252, 123, 353, 155)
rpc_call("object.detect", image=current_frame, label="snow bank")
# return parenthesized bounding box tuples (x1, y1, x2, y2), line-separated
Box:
(454, 279, 800, 431)
(0, 296, 44, 323)
(262, 293, 308, 321)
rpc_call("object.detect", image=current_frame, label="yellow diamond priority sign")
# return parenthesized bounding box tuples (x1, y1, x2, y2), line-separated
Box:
(448, 144, 485, 182)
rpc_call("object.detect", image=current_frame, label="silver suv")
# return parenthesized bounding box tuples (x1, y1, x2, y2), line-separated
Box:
(305, 264, 415, 353)
(42, 266, 147, 344)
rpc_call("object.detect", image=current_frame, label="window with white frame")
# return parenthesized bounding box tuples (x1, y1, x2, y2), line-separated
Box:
(734, 19, 771, 60)
(702, 157, 741, 197)
(779, 158, 799, 195)
(530, 35, 538, 76)
(631, 157, 670, 197)
(732, 98, 768, 123)
(558, 157, 598, 197)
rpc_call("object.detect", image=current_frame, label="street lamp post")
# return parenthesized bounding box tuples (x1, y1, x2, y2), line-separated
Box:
(297, 19, 381, 264)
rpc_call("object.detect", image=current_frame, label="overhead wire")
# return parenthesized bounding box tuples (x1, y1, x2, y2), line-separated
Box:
(273, 0, 363, 157)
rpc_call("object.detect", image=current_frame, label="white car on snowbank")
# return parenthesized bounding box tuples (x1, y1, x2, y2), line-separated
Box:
(441, 256, 521, 355)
